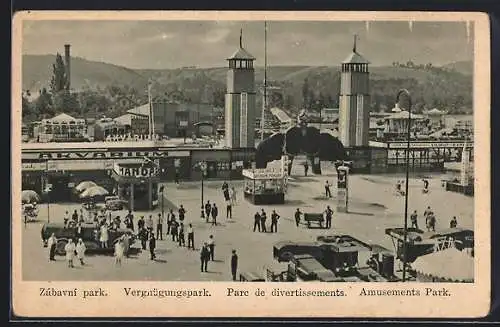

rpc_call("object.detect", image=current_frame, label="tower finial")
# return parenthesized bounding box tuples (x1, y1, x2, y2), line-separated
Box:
(240, 28, 243, 48)
(353, 34, 357, 53)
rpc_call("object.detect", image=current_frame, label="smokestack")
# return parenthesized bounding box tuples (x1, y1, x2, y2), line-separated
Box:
(64, 44, 71, 91)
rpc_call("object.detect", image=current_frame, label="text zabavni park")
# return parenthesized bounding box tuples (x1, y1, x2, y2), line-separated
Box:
(38, 286, 452, 299)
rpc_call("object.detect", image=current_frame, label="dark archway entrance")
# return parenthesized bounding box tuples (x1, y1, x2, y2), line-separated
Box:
(255, 125, 347, 175)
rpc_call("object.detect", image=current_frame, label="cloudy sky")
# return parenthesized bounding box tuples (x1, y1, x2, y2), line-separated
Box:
(22, 20, 474, 69)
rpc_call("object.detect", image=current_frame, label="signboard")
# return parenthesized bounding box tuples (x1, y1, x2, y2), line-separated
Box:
(45, 160, 114, 171)
(179, 121, 188, 127)
(388, 142, 474, 149)
(22, 162, 47, 171)
(23, 149, 191, 160)
(243, 169, 283, 180)
(113, 163, 158, 178)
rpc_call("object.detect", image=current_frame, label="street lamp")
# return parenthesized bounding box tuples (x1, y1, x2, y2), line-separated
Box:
(44, 160, 51, 223)
(159, 185, 165, 220)
(196, 161, 208, 220)
(396, 88, 412, 282)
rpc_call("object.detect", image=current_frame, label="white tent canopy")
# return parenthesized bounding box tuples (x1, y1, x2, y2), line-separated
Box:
(412, 247, 474, 282)
(43, 113, 85, 125)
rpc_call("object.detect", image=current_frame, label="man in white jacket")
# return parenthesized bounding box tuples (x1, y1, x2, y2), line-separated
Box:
(47, 233, 57, 262)
(64, 239, 76, 268)
(76, 238, 87, 266)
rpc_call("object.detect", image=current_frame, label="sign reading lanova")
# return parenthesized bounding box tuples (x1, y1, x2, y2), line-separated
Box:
(113, 163, 158, 178)
(388, 142, 474, 149)
(22, 150, 191, 160)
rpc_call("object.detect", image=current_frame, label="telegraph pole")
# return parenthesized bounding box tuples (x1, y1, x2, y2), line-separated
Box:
(397, 89, 412, 282)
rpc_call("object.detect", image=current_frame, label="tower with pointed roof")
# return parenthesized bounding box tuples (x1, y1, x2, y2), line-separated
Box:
(225, 29, 256, 148)
(339, 35, 370, 147)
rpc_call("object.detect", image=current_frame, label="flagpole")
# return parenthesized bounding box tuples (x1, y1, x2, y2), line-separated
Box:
(261, 21, 268, 142)
(148, 80, 154, 140)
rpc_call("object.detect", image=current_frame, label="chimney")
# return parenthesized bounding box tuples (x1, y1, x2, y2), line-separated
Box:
(64, 44, 71, 91)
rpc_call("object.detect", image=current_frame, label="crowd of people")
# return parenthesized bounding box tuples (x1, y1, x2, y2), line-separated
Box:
(409, 206, 460, 232)
(43, 176, 466, 280)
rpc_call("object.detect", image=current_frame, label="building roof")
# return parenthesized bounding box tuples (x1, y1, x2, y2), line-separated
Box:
(385, 110, 425, 120)
(52, 113, 76, 122)
(270, 107, 292, 123)
(193, 121, 214, 126)
(391, 103, 402, 112)
(43, 113, 85, 124)
(321, 108, 339, 113)
(127, 103, 150, 117)
(425, 108, 446, 116)
(227, 47, 256, 60)
(342, 51, 370, 64)
(114, 114, 133, 126)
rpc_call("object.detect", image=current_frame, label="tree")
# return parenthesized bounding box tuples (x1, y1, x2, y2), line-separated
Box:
(34, 88, 54, 117)
(211, 88, 225, 108)
(269, 91, 284, 108)
(22, 91, 34, 118)
(50, 53, 68, 94)
(53, 91, 79, 113)
(77, 90, 111, 115)
(302, 78, 310, 108)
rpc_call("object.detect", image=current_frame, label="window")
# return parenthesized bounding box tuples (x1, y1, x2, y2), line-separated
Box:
(217, 162, 230, 171)
(240, 93, 248, 146)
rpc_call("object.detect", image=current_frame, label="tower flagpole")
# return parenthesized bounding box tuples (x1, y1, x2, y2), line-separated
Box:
(148, 80, 153, 139)
(261, 21, 268, 142)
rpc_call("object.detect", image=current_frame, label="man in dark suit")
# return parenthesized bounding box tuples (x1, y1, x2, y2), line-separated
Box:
(205, 201, 211, 221)
(270, 210, 280, 233)
(294, 208, 302, 227)
(149, 234, 156, 260)
(200, 243, 210, 272)
(231, 250, 238, 281)
(211, 204, 218, 226)
(253, 212, 261, 232)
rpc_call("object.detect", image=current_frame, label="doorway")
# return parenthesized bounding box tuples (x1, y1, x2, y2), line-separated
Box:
(49, 175, 71, 202)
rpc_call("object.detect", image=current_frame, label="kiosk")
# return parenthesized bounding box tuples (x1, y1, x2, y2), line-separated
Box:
(336, 164, 350, 213)
(243, 168, 286, 205)
(111, 160, 160, 211)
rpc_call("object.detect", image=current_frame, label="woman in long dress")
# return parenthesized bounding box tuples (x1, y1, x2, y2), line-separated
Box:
(100, 224, 109, 248)
(114, 240, 124, 266)
(75, 238, 87, 266)
(64, 239, 76, 268)
(230, 187, 237, 205)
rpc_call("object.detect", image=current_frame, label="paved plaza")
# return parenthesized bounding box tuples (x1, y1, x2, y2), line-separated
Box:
(21, 166, 474, 281)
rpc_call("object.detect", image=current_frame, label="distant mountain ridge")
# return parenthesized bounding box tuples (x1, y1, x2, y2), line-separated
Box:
(22, 54, 472, 93)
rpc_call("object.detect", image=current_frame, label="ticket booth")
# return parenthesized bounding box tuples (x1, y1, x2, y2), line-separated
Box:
(111, 161, 160, 211)
(243, 168, 286, 205)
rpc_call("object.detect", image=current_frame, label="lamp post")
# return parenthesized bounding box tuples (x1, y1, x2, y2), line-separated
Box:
(159, 185, 165, 220)
(45, 160, 51, 223)
(198, 161, 208, 219)
(396, 88, 412, 282)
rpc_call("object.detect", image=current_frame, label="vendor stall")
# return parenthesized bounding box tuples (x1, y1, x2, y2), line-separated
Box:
(110, 160, 160, 211)
(243, 168, 286, 205)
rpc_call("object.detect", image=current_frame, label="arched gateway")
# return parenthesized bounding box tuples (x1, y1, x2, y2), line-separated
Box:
(255, 109, 347, 175)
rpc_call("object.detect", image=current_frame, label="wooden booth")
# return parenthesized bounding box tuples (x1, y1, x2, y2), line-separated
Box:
(111, 160, 160, 211)
(243, 168, 286, 205)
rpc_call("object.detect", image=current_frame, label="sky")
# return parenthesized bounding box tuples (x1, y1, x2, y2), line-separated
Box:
(21, 20, 474, 69)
